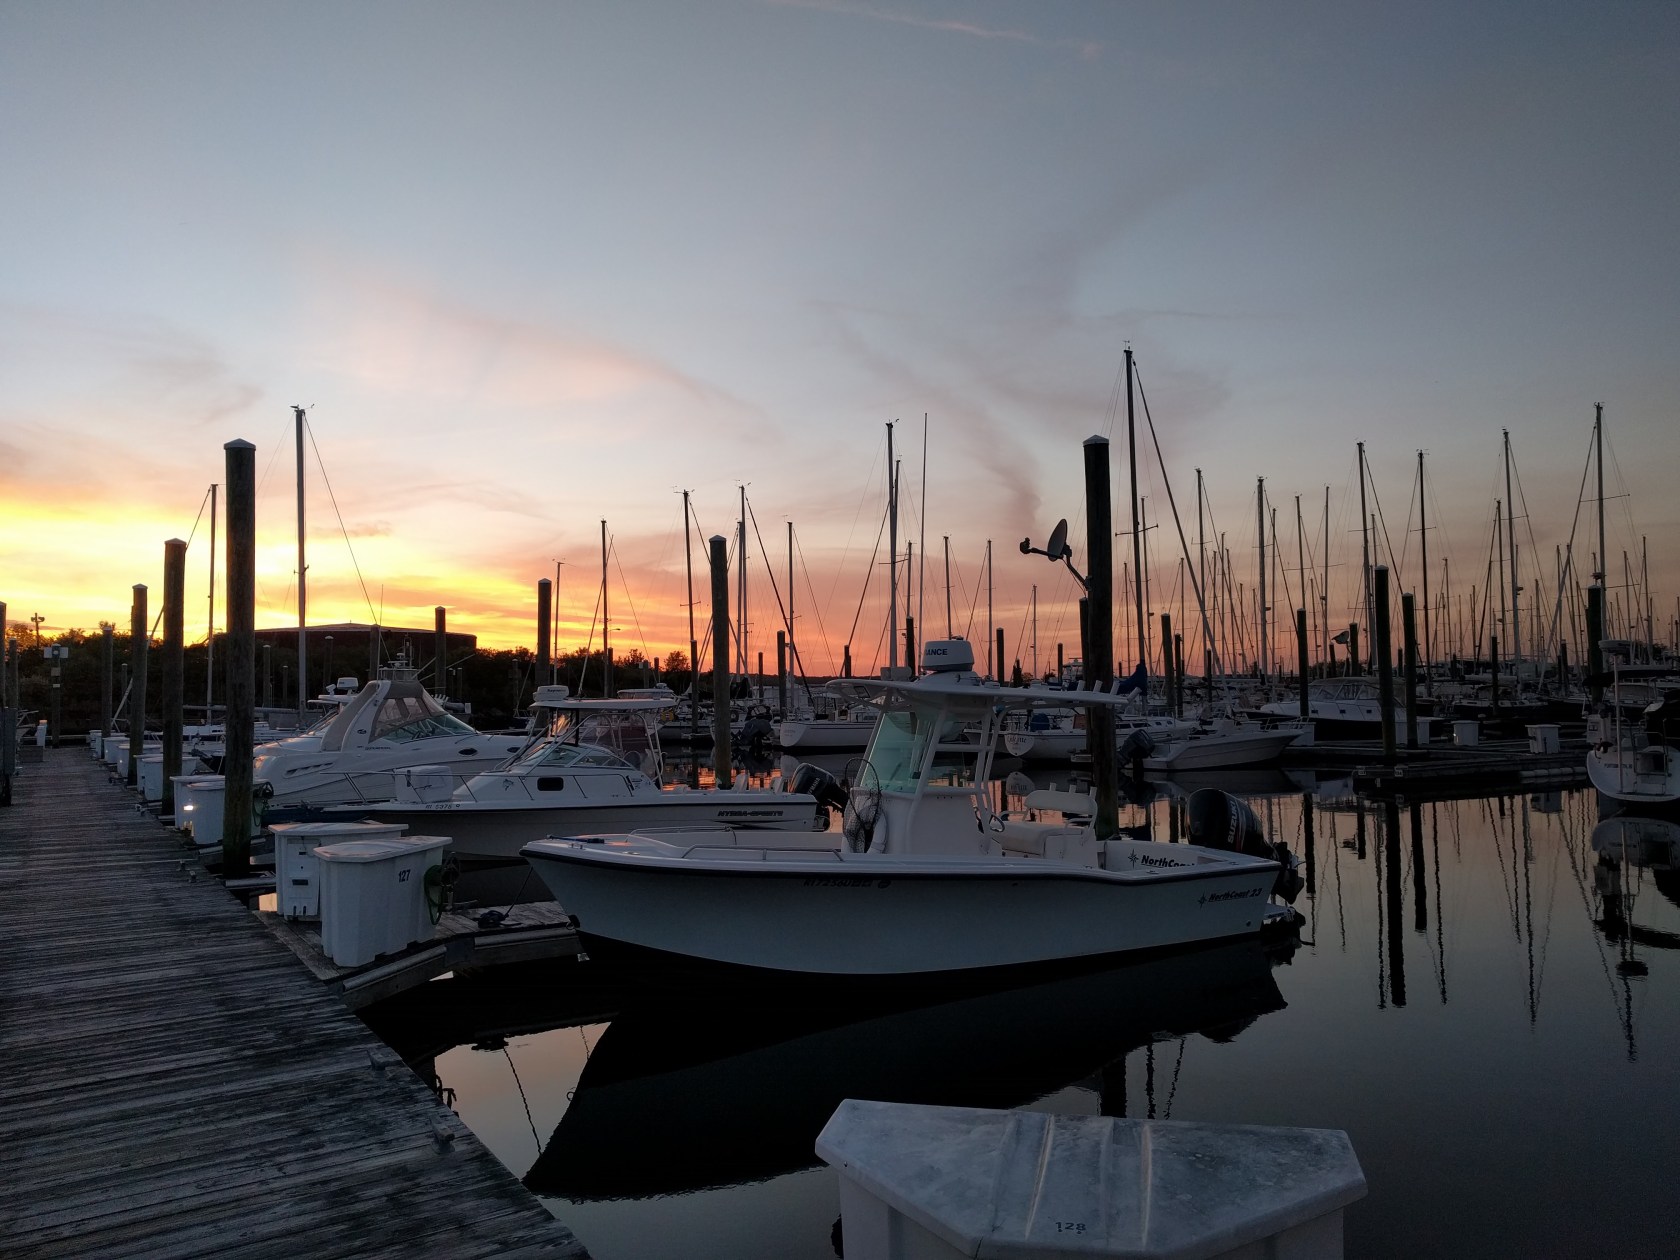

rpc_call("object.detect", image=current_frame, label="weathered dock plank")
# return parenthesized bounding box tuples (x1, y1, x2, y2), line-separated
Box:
(0, 749, 590, 1259)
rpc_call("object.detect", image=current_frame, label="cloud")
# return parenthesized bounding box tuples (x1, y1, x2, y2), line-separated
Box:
(764, 0, 1102, 57)
(293, 259, 764, 439)
(0, 303, 266, 430)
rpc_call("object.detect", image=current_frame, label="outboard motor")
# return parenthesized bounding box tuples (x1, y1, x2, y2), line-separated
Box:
(1119, 729, 1156, 763)
(789, 761, 849, 813)
(1187, 788, 1303, 904)
(740, 712, 775, 755)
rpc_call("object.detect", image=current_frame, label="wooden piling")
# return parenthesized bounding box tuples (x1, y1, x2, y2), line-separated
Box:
(1401, 591, 1419, 749)
(1348, 624, 1361, 677)
(223, 439, 256, 876)
(1490, 633, 1501, 721)
(1296, 609, 1309, 719)
(1586, 586, 1604, 703)
(776, 631, 787, 716)
(709, 535, 732, 787)
(127, 584, 149, 787)
(535, 580, 550, 693)
(1083, 435, 1118, 839)
(435, 605, 449, 697)
(1173, 632, 1184, 716)
(1160, 614, 1174, 716)
(161, 539, 186, 816)
(100, 624, 113, 737)
(996, 629, 1005, 687)
(1374, 566, 1396, 764)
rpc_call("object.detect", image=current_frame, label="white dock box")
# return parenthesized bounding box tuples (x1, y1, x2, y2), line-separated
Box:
(315, 836, 449, 967)
(103, 737, 123, 767)
(273, 821, 410, 920)
(170, 775, 220, 832)
(178, 776, 225, 842)
(1452, 719, 1480, 747)
(137, 753, 165, 803)
(1527, 723, 1560, 755)
(817, 1100, 1366, 1260)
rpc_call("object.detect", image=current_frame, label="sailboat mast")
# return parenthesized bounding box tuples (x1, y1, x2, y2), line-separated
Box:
(206, 482, 217, 717)
(1418, 450, 1432, 692)
(1504, 429, 1522, 676)
(1257, 477, 1268, 685)
(684, 490, 697, 721)
(943, 535, 952, 638)
(294, 405, 307, 718)
(1125, 347, 1146, 672)
(1495, 500, 1506, 669)
(1358, 441, 1372, 672)
(745, 487, 752, 685)
(887, 421, 898, 678)
(1031, 584, 1038, 678)
(919, 414, 928, 659)
(1197, 468, 1207, 682)
(1322, 485, 1330, 666)
(601, 519, 611, 697)
(788, 520, 795, 679)
(1595, 404, 1606, 583)
(1295, 493, 1307, 675)
(986, 540, 994, 680)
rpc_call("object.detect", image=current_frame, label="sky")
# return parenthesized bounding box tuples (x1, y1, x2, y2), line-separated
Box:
(3, 1, 1677, 678)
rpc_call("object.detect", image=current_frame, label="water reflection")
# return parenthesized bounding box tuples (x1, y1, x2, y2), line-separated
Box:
(525, 935, 1294, 1201)
(390, 786, 1680, 1260)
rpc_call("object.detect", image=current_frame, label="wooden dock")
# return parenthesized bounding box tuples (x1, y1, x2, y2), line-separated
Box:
(0, 747, 591, 1259)
(260, 901, 584, 1011)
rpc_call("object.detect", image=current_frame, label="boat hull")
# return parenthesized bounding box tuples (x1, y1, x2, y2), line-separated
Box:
(776, 719, 875, 752)
(1587, 744, 1680, 808)
(521, 842, 1278, 976)
(1141, 729, 1299, 771)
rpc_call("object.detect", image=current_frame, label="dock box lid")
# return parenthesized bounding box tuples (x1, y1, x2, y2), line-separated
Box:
(815, 1100, 1365, 1259)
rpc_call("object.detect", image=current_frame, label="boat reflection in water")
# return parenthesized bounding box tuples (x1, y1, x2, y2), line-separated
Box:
(1591, 813, 1680, 962)
(522, 933, 1295, 1202)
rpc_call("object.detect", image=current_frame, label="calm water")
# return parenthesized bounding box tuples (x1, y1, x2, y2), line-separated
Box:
(367, 782, 1680, 1259)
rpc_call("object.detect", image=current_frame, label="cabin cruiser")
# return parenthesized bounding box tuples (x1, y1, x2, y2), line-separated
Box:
(1256, 676, 1432, 744)
(522, 639, 1297, 979)
(321, 687, 823, 862)
(253, 668, 529, 807)
(1135, 715, 1306, 772)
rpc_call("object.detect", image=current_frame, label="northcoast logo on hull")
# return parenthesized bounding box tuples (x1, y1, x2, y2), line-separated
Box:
(803, 877, 893, 889)
(1199, 887, 1264, 904)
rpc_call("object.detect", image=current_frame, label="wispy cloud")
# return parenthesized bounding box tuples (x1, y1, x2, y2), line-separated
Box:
(765, 0, 1102, 57)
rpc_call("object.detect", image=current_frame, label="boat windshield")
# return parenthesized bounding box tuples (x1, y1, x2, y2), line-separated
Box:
(372, 701, 478, 743)
(522, 742, 639, 771)
(869, 705, 975, 793)
(512, 708, 658, 770)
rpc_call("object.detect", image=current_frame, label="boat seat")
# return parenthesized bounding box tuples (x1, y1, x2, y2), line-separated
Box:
(1020, 789, 1097, 819)
(995, 821, 1098, 866)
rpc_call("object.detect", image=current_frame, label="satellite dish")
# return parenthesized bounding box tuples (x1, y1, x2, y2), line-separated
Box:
(1047, 518, 1069, 559)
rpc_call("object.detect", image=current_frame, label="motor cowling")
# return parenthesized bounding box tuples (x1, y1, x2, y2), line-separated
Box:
(1188, 788, 1302, 904)
(789, 761, 849, 813)
(1119, 729, 1156, 762)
